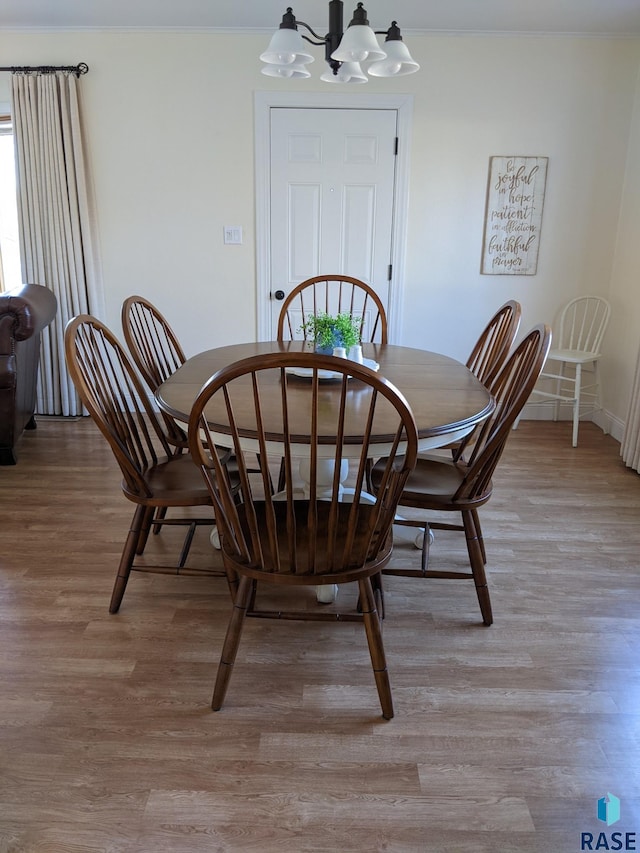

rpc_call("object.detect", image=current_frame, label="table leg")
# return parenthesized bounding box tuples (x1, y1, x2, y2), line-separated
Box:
(298, 458, 348, 604)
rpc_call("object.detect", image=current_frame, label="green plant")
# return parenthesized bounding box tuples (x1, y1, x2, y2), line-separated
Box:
(300, 312, 363, 350)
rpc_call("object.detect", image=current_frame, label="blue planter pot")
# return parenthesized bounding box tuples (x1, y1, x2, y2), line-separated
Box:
(315, 333, 345, 355)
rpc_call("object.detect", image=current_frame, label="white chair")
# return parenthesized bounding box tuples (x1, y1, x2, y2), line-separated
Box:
(519, 295, 610, 446)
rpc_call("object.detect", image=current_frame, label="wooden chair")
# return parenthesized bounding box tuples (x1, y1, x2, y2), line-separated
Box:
(371, 324, 551, 626)
(188, 350, 418, 719)
(122, 294, 263, 524)
(515, 295, 610, 446)
(426, 300, 522, 466)
(276, 274, 388, 492)
(277, 274, 388, 345)
(64, 314, 233, 613)
(121, 295, 187, 449)
(466, 300, 521, 387)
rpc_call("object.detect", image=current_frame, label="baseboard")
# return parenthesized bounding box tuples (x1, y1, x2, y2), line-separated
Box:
(35, 414, 86, 422)
(594, 409, 624, 443)
(519, 402, 624, 445)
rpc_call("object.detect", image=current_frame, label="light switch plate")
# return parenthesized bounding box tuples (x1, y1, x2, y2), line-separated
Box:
(223, 226, 243, 245)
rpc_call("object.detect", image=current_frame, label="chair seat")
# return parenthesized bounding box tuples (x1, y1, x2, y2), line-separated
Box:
(223, 499, 394, 584)
(124, 453, 220, 506)
(372, 455, 492, 509)
(546, 348, 601, 364)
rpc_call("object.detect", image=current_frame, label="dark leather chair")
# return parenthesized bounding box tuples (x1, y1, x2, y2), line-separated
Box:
(0, 283, 57, 464)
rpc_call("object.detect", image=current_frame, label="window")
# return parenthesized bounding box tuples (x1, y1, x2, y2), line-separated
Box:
(0, 112, 22, 292)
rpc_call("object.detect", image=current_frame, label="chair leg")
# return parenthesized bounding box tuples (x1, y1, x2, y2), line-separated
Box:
(177, 522, 197, 568)
(553, 362, 565, 422)
(136, 506, 155, 555)
(371, 572, 385, 620)
(470, 509, 486, 565)
(358, 572, 385, 618)
(212, 575, 253, 711)
(594, 360, 602, 411)
(462, 511, 493, 626)
(420, 523, 431, 573)
(152, 506, 168, 535)
(572, 363, 582, 447)
(224, 566, 240, 602)
(254, 454, 275, 495)
(358, 577, 394, 720)
(365, 457, 375, 493)
(110, 505, 145, 614)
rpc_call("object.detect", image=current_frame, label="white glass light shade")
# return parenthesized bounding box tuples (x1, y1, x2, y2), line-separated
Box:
(261, 63, 312, 79)
(368, 39, 419, 77)
(260, 28, 314, 66)
(320, 61, 368, 84)
(331, 25, 385, 63)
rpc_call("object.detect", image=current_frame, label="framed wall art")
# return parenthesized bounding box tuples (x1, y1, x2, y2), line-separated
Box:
(480, 155, 548, 275)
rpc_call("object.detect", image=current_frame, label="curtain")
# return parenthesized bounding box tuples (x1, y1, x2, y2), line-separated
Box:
(621, 343, 640, 473)
(10, 70, 103, 416)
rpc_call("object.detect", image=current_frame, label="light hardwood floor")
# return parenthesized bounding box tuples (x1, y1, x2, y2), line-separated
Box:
(1, 417, 639, 852)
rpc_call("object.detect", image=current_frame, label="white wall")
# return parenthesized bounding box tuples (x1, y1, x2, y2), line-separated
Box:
(0, 29, 638, 429)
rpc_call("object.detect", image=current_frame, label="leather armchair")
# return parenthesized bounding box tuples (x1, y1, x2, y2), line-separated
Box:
(0, 283, 57, 464)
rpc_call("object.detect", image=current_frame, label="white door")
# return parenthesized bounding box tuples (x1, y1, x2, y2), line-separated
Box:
(268, 108, 398, 338)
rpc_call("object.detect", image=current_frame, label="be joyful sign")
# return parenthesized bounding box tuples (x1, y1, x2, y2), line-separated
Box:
(481, 156, 548, 275)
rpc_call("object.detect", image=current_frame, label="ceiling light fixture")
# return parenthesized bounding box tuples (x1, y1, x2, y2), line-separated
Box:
(260, 1, 419, 83)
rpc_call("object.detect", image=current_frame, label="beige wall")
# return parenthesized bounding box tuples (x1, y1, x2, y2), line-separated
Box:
(0, 29, 638, 434)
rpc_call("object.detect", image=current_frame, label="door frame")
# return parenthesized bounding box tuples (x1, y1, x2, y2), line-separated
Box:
(254, 91, 414, 342)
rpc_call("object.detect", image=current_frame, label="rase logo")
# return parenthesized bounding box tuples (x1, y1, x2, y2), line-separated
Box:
(581, 794, 637, 851)
(599, 794, 621, 827)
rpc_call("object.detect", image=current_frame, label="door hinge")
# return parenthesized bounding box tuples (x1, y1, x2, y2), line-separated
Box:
(394, 137, 399, 155)
(387, 264, 392, 281)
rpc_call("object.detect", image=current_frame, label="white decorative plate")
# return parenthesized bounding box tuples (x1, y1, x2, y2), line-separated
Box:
(285, 358, 379, 380)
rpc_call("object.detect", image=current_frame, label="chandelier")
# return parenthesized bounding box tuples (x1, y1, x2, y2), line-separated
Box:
(260, 1, 420, 83)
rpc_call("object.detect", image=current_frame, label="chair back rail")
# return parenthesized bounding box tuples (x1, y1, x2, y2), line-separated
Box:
(65, 315, 175, 497)
(122, 295, 188, 448)
(122, 295, 186, 388)
(557, 295, 610, 354)
(457, 323, 552, 502)
(466, 299, 521, 386)
(277, 275, 388, 345)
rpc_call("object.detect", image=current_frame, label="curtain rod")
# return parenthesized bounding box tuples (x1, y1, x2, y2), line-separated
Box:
(0, 62, 88, 77)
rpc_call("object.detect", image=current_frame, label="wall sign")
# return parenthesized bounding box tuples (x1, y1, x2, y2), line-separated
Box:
(481, 155, 548, 275)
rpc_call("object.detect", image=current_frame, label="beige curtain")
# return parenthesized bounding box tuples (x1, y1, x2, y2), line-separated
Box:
(11, 71, 103, 416)
(621, 343, 640, 472)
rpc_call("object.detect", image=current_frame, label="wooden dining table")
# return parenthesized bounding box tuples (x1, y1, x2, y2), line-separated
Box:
(156, 340, 494, 602)
(155, 340, 495, 452)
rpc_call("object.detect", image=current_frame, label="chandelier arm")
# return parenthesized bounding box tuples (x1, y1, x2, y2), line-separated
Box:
(295, 21, 329, 44)
(300, 34, 329, 47)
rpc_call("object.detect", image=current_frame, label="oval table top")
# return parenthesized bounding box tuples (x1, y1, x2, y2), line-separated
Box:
(155, 341, 494, 452)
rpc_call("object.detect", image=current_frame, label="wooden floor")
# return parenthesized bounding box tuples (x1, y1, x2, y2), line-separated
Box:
(1, 418, 639, 852)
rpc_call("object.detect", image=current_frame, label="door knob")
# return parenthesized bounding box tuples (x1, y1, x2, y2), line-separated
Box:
(274, 290, 285, 301)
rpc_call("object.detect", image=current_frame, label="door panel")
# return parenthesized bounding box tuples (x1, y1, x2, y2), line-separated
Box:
(289, 184, 320, 279)
(343, 185, 375, 279)
(269, 108, 397, 338)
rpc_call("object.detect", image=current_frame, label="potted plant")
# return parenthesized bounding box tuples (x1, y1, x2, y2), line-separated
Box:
(300, 312, 363, 355)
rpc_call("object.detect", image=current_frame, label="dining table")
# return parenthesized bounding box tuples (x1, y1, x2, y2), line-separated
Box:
(155, 340, 495, 601)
